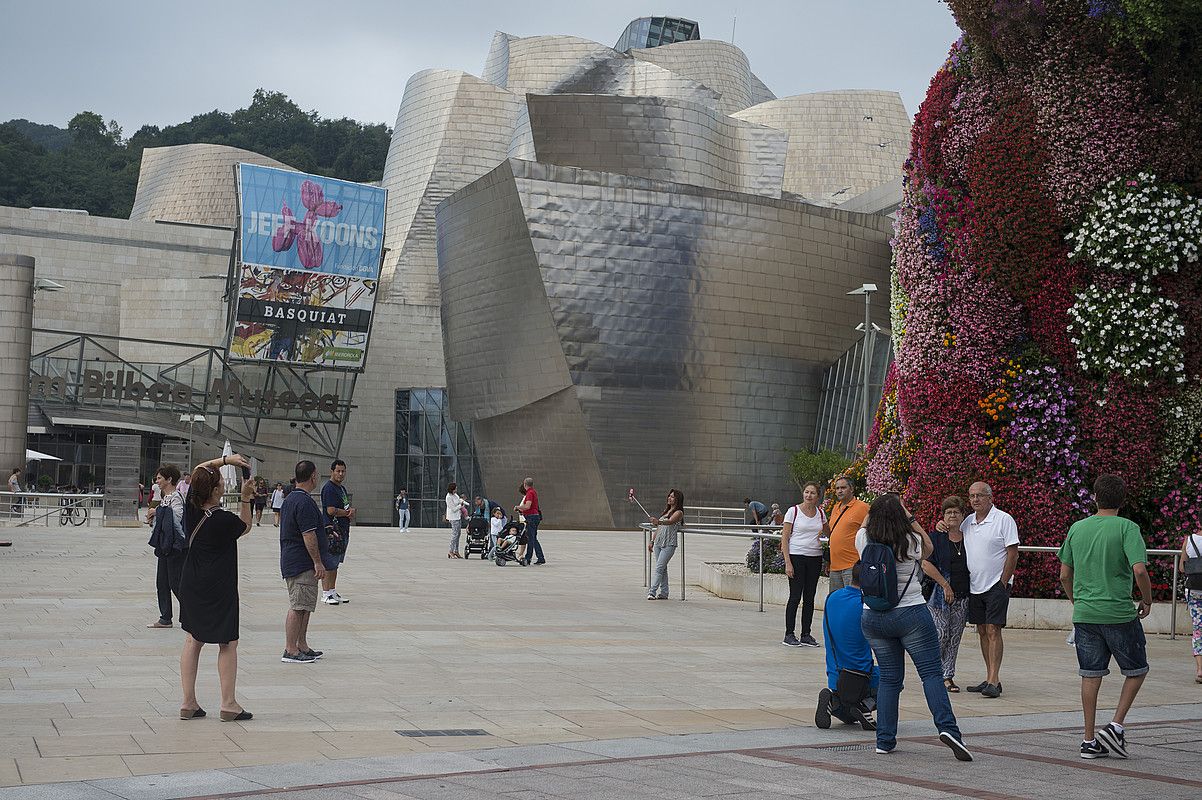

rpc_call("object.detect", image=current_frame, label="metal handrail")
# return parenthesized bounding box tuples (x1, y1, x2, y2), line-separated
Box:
(2, 491, 104, 528)
(639, 525, 1190, 635)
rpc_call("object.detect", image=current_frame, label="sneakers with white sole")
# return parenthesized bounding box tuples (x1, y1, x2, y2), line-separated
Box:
(1095, 723, 1127, 758)
(939, 731, 973, 762)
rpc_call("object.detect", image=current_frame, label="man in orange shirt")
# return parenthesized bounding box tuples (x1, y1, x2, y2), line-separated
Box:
(827, 476, 869, 592)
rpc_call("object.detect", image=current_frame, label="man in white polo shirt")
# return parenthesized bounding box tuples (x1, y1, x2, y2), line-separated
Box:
(962, 481, 1019, 699)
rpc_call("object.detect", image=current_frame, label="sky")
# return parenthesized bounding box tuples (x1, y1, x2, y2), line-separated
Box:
(0, 0, 962, 132)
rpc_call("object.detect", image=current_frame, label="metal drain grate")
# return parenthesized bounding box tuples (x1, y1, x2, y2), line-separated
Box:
(396, 729, 490, 737)
(814, 744, 874, 752)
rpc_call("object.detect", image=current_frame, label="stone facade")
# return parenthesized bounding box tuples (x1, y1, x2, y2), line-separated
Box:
(0, 254, 35, 474)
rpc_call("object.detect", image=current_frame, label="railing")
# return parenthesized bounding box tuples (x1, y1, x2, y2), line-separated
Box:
(1, 492, 105, 527)
(684, 506, 746, 526)
(638, 525, 1189, 638)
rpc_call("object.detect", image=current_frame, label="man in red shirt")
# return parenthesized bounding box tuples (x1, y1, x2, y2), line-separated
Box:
(515, 477, 544, 565)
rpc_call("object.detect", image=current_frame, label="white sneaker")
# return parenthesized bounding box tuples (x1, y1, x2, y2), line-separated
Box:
(338, 593, 349, 604)
(322, 592, 340, 605)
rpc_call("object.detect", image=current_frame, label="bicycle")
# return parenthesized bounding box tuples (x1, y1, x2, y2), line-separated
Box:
(58, 500, 88, 527)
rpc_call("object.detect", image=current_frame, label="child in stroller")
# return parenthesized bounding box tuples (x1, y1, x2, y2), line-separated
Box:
(494, 517, 527, 566)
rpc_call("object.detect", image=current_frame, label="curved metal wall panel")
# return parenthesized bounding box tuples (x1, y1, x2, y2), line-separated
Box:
(733, 90, 912, 203)
(631, 39, 755, 114)
(381, 70, 524, 304)
(481, 32, 619, 97)
(748, 73, 777, 106)
(129, 144, 291, 227)
(437, 163, 573, 422)
(438, 159, 895, 528)
(525, 94, 786, 197)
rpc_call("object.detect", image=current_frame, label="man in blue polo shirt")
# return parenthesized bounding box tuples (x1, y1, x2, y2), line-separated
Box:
(320, 459, 354, 605)
(279, 460, 326, 664)
(817, 563, 879, 730)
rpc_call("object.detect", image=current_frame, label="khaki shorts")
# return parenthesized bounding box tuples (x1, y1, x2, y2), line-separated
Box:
(286, 570, 318, 612)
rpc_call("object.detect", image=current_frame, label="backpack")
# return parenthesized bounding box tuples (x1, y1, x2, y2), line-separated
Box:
(859, 541, 918, 612)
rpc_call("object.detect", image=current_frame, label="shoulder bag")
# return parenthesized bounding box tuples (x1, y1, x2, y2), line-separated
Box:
(1185, 536, 1202, 590)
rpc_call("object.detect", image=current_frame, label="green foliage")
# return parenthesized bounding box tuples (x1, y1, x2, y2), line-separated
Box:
(0, 90, 391, 218)
(36, 475, 53, 491)
(787, 448, 853, 491)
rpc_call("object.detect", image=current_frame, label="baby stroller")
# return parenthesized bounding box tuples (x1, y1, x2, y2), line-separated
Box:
(464, 516, 490, 559)
(494, 519, 527, 566)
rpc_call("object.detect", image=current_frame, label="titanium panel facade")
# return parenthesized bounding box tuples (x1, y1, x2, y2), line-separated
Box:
(525, 94, 787, 197)
(733, 91, 911, 203)
(631, 40, 757, 115)
(438, 160, 894, 529)
(129, 143, 292, 227)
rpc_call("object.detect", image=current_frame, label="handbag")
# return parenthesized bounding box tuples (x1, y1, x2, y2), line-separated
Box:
(325, 522, 346, 555)
(1185, 536, 1202, 590)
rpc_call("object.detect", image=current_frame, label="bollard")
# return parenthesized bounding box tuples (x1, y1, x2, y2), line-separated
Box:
(679, 527, 685, 601)
(643, 527, 649, 588)
(1171, 558, 1179, 641)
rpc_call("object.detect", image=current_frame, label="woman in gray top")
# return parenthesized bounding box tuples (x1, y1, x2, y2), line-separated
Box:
(646, 489, 684, 600)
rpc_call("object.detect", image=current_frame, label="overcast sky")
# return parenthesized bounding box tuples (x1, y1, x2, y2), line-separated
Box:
(1, 1, 960, 132)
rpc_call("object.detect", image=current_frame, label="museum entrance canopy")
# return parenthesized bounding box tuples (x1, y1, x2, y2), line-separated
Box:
(28, 330, 356, 456)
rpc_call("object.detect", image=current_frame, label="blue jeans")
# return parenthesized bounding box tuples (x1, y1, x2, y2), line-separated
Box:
(650, 543, 676, 598)
(861, 603, 962, 751)
(524, 514, 543, 563)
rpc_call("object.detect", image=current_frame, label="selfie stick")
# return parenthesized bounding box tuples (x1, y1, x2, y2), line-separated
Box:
(628, 487, 651, 517)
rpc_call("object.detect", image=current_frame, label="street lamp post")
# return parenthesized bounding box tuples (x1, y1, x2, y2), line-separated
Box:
(847, 283, 878, 449)
(289, 422, 312, 461)
(179, 413, 206, 463)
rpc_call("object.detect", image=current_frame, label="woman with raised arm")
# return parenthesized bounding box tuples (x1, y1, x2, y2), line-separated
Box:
(646, 489, 685, 600)
(177, 453, 255, 722)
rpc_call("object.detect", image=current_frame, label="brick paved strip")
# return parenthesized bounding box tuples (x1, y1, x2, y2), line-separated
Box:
(745, 748, 1021, 800)
(949, 743, 1202, 789)
(178, 717, 1202, 800)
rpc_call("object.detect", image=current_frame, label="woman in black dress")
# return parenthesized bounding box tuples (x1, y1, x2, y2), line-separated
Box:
(178, 453, 255, 722)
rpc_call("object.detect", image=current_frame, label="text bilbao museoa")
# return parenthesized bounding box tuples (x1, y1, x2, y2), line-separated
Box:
(232, 164, 386, 368)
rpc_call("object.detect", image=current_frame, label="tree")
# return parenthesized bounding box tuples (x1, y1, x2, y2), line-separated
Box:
(1, 91, 393, 217)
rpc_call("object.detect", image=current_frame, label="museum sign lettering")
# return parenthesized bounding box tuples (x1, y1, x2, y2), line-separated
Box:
(29, 370, 340, 415)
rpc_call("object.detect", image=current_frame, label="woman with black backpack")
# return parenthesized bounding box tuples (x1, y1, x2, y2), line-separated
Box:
(856, 494, 972, 761)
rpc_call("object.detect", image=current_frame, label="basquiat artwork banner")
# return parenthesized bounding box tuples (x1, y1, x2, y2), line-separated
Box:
(230, 265, 377, 367)
(233, 164, 386, 367)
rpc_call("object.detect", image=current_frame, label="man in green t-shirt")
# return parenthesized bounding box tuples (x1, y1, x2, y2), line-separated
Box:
(1058, 474, 1152, 762)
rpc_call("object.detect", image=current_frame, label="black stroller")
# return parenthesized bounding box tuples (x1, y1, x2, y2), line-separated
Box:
(464, 516, 490, 559)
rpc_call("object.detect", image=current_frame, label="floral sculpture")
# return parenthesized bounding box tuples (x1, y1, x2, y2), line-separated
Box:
(864, 1, 1202, 598)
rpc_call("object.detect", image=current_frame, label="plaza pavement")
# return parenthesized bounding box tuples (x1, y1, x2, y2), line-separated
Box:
(0, 522, 1199, 798)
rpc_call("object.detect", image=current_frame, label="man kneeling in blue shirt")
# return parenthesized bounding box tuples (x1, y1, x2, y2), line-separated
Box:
(817, 562, 879, 730)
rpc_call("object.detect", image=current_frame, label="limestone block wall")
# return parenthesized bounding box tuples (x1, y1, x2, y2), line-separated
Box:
(0, 207, 232, 354)
(0, 254, 35, 473)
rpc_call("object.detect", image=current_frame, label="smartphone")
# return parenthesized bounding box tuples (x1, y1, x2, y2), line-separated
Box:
(240, 465, 251, 481)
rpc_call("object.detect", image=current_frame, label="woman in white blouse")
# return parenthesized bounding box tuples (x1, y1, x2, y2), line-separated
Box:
(445, 482, 466, 558)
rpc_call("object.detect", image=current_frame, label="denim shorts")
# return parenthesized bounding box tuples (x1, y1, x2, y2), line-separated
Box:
(1073, 619, 1149, 678)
